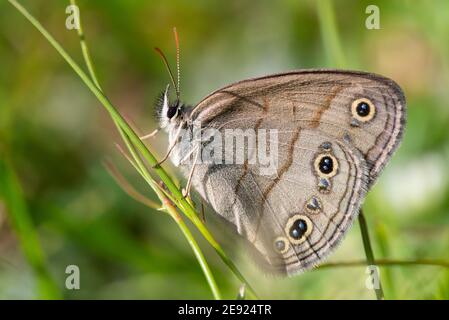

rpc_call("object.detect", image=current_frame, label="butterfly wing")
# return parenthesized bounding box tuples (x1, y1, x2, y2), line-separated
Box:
(180, 70, 405, 274)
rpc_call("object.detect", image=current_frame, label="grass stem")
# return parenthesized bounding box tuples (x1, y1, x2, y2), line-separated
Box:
(319, 258, 449, 269)
(359, 211, 385, 300)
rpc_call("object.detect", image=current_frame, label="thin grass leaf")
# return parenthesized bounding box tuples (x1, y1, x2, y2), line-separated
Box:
(358, 212, 385, 299)
(319, 259, 449, 269)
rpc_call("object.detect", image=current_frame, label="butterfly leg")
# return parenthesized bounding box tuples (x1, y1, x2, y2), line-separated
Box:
(182, 145, 200, 198)
(153, 123, 184, 167)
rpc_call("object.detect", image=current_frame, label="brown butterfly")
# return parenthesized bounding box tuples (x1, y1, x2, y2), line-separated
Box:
(149, 32, 406, 275)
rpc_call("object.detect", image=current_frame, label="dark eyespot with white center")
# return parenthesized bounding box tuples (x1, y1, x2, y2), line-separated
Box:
(351, 98, 376, 122)
(319, 156, 333, 174)
(290, 219, 307, 239)
(314, 153, 338, 178)
(285, 215, 313, 245)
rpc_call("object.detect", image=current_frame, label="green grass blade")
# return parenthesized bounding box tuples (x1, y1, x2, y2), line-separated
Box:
(359, 212, 385, 300)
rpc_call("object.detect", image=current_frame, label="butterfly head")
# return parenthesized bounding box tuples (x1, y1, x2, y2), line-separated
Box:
(156, 84, 188, 129)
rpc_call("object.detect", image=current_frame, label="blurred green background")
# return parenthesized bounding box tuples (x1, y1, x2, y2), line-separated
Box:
(0, 0, 448, 299)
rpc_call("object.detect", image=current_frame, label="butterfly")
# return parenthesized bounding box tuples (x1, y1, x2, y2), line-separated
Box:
(148, 31, 406, 276)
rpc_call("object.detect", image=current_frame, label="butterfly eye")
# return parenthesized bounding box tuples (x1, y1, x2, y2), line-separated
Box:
(273, 237, 289, 254)
(285, 215, 313, 245)
(351, 98, 376, 122)
(314, 153, 338, 178)
(167, 106, 178, 119)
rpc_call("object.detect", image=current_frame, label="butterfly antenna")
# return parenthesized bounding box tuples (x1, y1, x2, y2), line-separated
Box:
(154, 47, 177, 93)
(173, 27, 181, 102)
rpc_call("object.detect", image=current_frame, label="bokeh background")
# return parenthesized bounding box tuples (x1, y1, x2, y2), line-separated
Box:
(0, 0, 448, 299)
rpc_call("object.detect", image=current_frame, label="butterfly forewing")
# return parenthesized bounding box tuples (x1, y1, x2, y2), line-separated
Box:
(191, 70, 406, 185)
